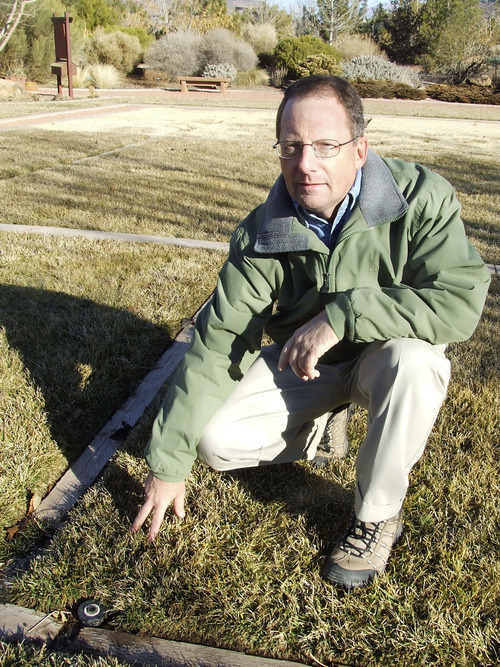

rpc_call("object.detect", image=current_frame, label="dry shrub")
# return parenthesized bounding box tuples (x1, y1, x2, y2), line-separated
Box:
(145, 32, 203, 80)
(335, 33, 385, 61)
(200, 28, 258, 73)
(89, 63, 123, 89)
(241, 23, 278, 59)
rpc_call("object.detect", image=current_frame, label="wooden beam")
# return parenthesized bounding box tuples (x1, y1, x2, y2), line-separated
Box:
(70, 626, 307, 667)
(0, 603, 64, 643)
(34, 300, 209, 524)
(0, 603, 307, 666)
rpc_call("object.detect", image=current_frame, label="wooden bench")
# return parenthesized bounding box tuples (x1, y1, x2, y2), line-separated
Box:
(177, 76, 230, 93)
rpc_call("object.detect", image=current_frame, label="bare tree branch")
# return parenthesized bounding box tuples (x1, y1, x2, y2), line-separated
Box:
(0, 0, 39, 54)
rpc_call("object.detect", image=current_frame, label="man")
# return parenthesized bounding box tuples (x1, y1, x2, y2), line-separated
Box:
(131, 75, 490, 589)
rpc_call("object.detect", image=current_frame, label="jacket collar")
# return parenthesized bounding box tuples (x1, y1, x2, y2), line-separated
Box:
(254, 150, 409, 254)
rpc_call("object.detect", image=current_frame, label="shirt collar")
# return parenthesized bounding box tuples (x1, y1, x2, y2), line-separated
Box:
(294, 168, 362, 230)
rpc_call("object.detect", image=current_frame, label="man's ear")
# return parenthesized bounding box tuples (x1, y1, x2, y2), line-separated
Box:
(355, 136, 369, 169)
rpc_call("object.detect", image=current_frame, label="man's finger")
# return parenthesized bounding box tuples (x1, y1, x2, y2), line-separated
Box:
(148, 504, 168, 543)
(172, 493, 186, 519)
(278, 340, 292, 371)
(130, 500, 153, 534)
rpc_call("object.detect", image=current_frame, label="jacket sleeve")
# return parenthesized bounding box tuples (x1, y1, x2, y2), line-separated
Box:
(326, 173, 490, 345)
(145, 219, 280, 483)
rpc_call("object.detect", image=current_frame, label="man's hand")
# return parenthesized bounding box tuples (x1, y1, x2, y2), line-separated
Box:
(130, 472, 186, 543)
(278, 310, 339, 381)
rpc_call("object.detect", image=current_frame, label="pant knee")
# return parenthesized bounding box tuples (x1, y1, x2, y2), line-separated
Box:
(198, 419, 230, 471)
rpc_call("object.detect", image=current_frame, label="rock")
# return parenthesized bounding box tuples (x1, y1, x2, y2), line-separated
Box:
(0, 78, 28, 100)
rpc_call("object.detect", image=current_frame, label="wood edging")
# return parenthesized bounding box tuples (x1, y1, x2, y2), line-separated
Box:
(0, 223, 230, 252)
(0, 603, 307, 666)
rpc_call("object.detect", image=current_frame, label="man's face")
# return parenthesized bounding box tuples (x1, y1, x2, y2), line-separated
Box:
(278, 95, 368, 220)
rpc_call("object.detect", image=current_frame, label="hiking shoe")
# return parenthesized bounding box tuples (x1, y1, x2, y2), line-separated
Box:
(322, 512, 403, 589)
(313, 404, 353, 467)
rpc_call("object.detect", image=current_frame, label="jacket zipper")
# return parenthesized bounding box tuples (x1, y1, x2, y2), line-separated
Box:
(320, 269, 330, 309)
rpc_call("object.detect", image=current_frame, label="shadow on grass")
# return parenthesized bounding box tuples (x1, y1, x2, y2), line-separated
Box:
(226, 462, 355, 551)
(0, 284, 169, 465)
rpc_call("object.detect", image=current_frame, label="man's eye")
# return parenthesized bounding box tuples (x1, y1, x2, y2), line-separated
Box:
(316, 141, 338, 151)
(282, 143, 300, 155)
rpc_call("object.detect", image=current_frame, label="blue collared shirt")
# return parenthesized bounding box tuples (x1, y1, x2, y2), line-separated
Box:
(294, 169, 362, 250)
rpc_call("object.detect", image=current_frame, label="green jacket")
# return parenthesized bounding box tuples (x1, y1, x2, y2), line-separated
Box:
(146, 151, 490, 482)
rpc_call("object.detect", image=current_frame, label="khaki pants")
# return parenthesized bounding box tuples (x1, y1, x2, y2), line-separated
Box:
(198, 339, 450, 522)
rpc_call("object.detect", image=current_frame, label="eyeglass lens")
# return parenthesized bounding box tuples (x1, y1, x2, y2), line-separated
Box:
(277, 140, 341, 159)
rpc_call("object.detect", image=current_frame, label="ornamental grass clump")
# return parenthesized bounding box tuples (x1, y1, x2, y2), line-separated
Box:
(89, 63, 123, 89)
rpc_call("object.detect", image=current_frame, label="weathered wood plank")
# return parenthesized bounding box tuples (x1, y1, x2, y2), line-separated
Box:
(0, 603, 64, 643)
(34, 300, 210, 524)
(71, 626, 307, 667)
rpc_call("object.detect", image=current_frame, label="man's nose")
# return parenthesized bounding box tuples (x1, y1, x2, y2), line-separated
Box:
(296, 144, 318, 169)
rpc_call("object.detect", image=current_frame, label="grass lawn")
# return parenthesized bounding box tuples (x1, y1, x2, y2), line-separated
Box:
(0, 95, 498, 666)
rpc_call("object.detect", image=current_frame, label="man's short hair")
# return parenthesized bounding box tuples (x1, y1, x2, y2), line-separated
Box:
(276, 75, 365, 141)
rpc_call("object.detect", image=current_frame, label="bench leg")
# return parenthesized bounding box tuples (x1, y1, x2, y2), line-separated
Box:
(180, 80, 188, 93)
(220, 81, 227, 93)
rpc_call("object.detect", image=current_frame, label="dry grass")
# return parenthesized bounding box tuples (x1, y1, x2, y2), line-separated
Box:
(0, 641, 127, 666)
(0, 97, 498, 666)
(0, 133, 278, 240)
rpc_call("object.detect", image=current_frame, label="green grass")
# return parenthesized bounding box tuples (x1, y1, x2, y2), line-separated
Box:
(0, 97, 499, 666)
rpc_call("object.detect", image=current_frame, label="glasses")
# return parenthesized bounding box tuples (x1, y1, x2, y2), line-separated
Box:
(273, 137, 358, 160)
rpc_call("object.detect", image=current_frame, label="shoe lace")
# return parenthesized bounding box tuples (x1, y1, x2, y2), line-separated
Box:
(340, 519, 384, 558)
(317, 413, 335, 453)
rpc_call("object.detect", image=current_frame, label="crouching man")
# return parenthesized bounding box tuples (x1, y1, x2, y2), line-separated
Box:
(131, 75, 490, 590)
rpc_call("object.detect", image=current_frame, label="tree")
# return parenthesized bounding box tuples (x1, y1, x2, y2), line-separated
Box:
(377, 0, 427, 64)
(240, 1, 294, 38)
(0, 0, 39, 53)
(421, 0, 491, 81)
(63, 0, 124, 32)
(316, 0, 367, 45)
(143, 0, 235, 34)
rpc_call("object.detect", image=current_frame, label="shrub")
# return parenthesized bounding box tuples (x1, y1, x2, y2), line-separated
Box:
(241, 23, 278, 61)
(202, 63, 237, 80)
(352, 79, 427, 100)
(273, 35, 341, 79)
(234, 68, 270, 87)
(295, 54, 341, 78)
(335, 34, 385, 61)
(89, 63, 123, 89)
(103, 25, 154, 51)
(86, 28, 143, 74)
(145, 32, 203, 80)
(341, 55, 421, 88)
(269, 66, 287, 88)
(200, 28, 258, 73)
(426, 83, 500, 105)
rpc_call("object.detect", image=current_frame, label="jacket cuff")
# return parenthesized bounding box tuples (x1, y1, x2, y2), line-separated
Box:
(325, 294, 355, 342)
